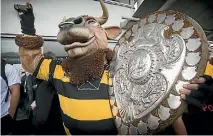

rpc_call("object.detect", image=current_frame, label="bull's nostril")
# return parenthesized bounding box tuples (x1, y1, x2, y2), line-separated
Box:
(73, 17, 83, 25)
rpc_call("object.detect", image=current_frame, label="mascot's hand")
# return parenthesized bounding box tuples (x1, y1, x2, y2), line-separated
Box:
(14, 2, 35, 35)
(180, 75, 213, 113)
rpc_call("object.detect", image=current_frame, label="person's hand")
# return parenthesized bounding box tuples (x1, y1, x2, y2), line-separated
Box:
(14, 2, 35, 35)
(31, 101, 36, 110)
(180, 75, 213, 110)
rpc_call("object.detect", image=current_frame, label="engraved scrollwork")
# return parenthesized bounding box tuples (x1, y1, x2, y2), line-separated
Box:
(112, 23, 185, 124)
(163, 35, 184, 64)
(132, 73, 167, 119)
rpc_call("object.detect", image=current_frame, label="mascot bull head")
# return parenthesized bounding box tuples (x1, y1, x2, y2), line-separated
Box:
(57, 0, 122, 58)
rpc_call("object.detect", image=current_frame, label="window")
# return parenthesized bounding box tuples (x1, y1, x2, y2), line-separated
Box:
(1, 37, 117, 64)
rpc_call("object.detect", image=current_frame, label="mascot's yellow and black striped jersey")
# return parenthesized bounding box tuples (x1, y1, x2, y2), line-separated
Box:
(205, 62, 213, 78)
(34, 59, 118, 135)
(34, 58, 213, 135)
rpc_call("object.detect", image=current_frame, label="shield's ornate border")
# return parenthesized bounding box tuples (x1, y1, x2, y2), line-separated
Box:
(109, 10, 209, 134)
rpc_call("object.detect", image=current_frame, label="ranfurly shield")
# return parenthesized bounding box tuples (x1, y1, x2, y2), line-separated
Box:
(109, 10, 209, 134)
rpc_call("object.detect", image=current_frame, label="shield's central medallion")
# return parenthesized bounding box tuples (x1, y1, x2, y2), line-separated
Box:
(128, 49, 152, 83)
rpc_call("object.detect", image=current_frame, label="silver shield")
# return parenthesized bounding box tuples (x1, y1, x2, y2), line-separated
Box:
(109, 10, 209, 134)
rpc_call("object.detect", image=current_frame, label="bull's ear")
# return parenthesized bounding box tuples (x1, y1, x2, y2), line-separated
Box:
(104, 26, 122, 40)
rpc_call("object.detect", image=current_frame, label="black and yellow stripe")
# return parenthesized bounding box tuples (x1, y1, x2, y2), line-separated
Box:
(62, 113, 117, 135)
(205, 62, 213, 77)
(35, 59, 117, 135)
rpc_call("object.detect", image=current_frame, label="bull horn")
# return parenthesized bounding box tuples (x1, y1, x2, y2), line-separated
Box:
(62, 16, 66, 22)
(96, 0, 109, 25)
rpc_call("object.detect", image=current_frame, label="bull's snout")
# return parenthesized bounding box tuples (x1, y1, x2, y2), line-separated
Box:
(57, 16, 89, 45)
(57, 26, 92, 45)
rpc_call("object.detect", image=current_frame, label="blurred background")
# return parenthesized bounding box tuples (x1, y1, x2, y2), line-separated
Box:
(1, 0, 213, 70)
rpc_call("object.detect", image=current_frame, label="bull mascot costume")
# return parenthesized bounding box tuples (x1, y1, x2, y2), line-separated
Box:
(14, 0, 213, 135)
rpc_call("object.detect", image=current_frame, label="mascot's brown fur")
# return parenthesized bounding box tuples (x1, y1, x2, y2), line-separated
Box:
(62, 48, 114, 84)
(15, 35, 43, 49)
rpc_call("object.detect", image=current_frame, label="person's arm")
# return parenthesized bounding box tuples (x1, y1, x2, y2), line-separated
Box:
(6, 65, 21, 118)
(15, 3, 53, 81)
(8, 84, 20, 118)
(174, 75, 213, 135)
(172, 117, 187, 135)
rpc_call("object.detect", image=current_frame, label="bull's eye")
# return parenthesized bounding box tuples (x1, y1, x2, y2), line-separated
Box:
(86, 19, 99, 26)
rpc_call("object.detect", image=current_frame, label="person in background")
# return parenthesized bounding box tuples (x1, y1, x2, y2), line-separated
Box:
(1, 59, 21, 135)
(33, 51, 65, 135)
(180, 42, 213, 135)
(180, 75, 213, 134)
(12, 70, 35, 135)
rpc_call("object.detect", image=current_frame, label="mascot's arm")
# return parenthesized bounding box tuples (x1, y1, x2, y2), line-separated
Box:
(15, 3, 44, 75)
